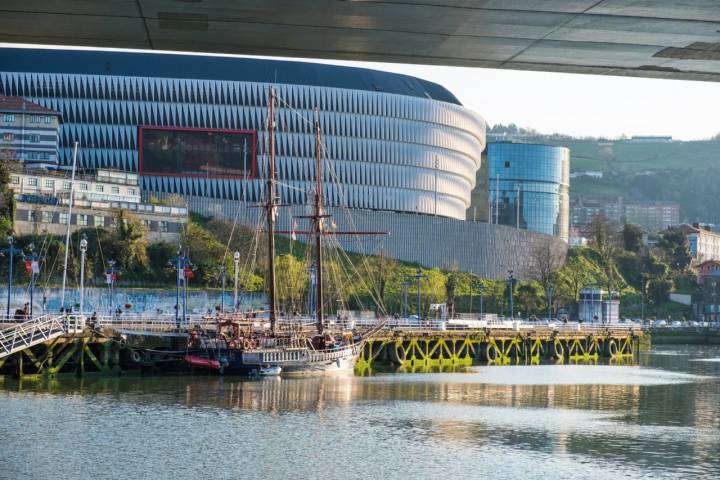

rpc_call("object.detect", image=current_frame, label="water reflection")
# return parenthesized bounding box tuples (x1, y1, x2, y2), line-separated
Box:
(0, 345, 719, 479)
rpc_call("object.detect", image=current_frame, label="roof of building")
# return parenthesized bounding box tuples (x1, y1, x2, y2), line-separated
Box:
(0, 95, 61, 116)
(678, 223, 720, 237)
(0, 48, 461, 105)
(488, 141, 570, 152)
(697, 259, 720, 268)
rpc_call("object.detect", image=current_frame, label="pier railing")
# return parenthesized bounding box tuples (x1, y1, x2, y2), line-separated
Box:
(0, 313, 646, 341)
(95, 314, 211, 332)
(352, 317, 644, 333)
(0, 314, 67, 359)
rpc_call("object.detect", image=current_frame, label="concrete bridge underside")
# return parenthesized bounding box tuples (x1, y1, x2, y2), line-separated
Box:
(2, 1, 720, 82)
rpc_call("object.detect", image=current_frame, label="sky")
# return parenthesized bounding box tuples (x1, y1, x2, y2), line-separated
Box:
(302, 58, 720, 141)
(4, 43, 720, 141)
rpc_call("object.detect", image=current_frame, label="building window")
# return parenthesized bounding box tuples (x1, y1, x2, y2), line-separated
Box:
(11, 176, 19, 185)
(79, 183, 88, 191)
(45, 179, 54, 188)
(28, 211, 38, 223)
(30, 115, 41, 123)
(30, 134, 40, 143)
(27, 177, 38, 187)
(63, 181, 71, 190)
(77, 214, 88, 226)
(94, 215, 105, 227)
(3, 113, 15, 122)
(111, 187, 120, 194)
(3, 132, 12, 142)
(504, 161, 510, 168)
(127, 188, 136, 196)
(44, 115, 53, 124)
(59, 213, 68, 225)
(96, 184, 104, 192)
(41, 211, 53, 223)
(143, 219, 152, 229)
(158, 221, 168, 233)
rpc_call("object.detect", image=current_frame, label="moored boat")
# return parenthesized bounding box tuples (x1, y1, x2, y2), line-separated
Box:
(184, 354, 223, 371)
(183, 87, 386, 375)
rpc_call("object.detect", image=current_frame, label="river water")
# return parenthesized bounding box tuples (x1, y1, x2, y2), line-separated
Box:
(1, 345, 719, 479)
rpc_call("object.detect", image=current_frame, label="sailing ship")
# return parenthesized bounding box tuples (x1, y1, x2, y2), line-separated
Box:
(185, 88, 386, 375)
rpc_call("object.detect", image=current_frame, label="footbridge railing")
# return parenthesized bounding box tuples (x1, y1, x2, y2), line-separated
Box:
(0, 314, 67, 359)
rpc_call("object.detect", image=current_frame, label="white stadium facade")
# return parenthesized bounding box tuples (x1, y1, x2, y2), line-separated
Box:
(0, 48, 566, 279)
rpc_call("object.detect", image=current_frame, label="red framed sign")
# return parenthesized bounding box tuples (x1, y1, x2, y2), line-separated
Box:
(138, 126, 257, 179)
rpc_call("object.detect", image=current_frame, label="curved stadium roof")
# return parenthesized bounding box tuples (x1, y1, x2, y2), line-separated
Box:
(0, 48, 461, 105)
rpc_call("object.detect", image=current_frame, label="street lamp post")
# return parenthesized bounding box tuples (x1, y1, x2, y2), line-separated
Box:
(174, 254, 195, 325)
(712, 280, 717, 324)
(106, 260, 118, 316)
(401, 278, 410, 318)
(640, 275, 647, 325)
(640, 289, 645, 325)
(307, 264, 317, 316)
(220, 264, 226, 313)
(24, 243, 42, 317)
(173, 247, 184, 328)
(469, 279, 473, 315)
(183, 264, 188, 324)
(79, 236, 88, 317)
(507, 269, 515, 319)
(2, 235, 22, 318)
(233, 251, 240, 312)
(547, 285, 553, 321)
(414, 269, 423, 318)
(479, 284, 484, 320)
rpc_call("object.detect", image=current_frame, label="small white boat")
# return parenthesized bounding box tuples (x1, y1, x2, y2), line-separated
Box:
(253, 365, 282, 376)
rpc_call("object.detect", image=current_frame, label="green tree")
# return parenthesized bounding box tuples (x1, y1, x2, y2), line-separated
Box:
(275, 254, 308, 312)
(589, 214, 620, 293)
(658, 227, 692, 271)
(515, 281, 545, 317)
(421, 269, 446, 316)
(622, 223, 644, 253)
(554, 247, 602, 316)
(359, 250, 399, 308)
(206, 219, 268, 277)
(530, 238, 565, 298)
(181, 221, 225, 285)
(147, 242, 177, 283)
(648, 276, 673, 304)
(0, 160, 14, 237)
(116, 210, 149, 274)
(444, 263, 461, 313)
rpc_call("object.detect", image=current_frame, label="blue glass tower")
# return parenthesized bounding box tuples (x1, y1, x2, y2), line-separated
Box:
(487, 143, 570, 241)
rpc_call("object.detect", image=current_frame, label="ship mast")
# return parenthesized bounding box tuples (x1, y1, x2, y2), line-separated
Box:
(268, 104, 389, 333)
(314, 111, 324, 334)
(266, 87, 278, 335)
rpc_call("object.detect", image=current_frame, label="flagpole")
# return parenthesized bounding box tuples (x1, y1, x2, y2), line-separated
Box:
(60, 141, 79, 311)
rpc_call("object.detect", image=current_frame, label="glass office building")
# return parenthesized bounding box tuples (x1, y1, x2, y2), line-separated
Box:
(487, 142, 569, 241)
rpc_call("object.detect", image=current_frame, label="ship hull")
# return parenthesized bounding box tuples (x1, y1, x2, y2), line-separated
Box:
(240, 344, 360, 375)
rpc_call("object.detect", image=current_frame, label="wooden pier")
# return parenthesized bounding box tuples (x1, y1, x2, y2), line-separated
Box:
(0, 315, 645, 378)
(355, 325, 645, 375)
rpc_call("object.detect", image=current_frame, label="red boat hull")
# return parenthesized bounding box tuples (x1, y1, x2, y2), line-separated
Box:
(184, 355, 221, 370)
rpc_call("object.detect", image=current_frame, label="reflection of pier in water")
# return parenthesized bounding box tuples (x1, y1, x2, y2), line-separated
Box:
(0, 364, 647, 415)
(1, 349, 716, 478)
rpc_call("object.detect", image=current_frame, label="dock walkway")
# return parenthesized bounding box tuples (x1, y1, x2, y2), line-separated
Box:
(0, 314, 645, 378)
